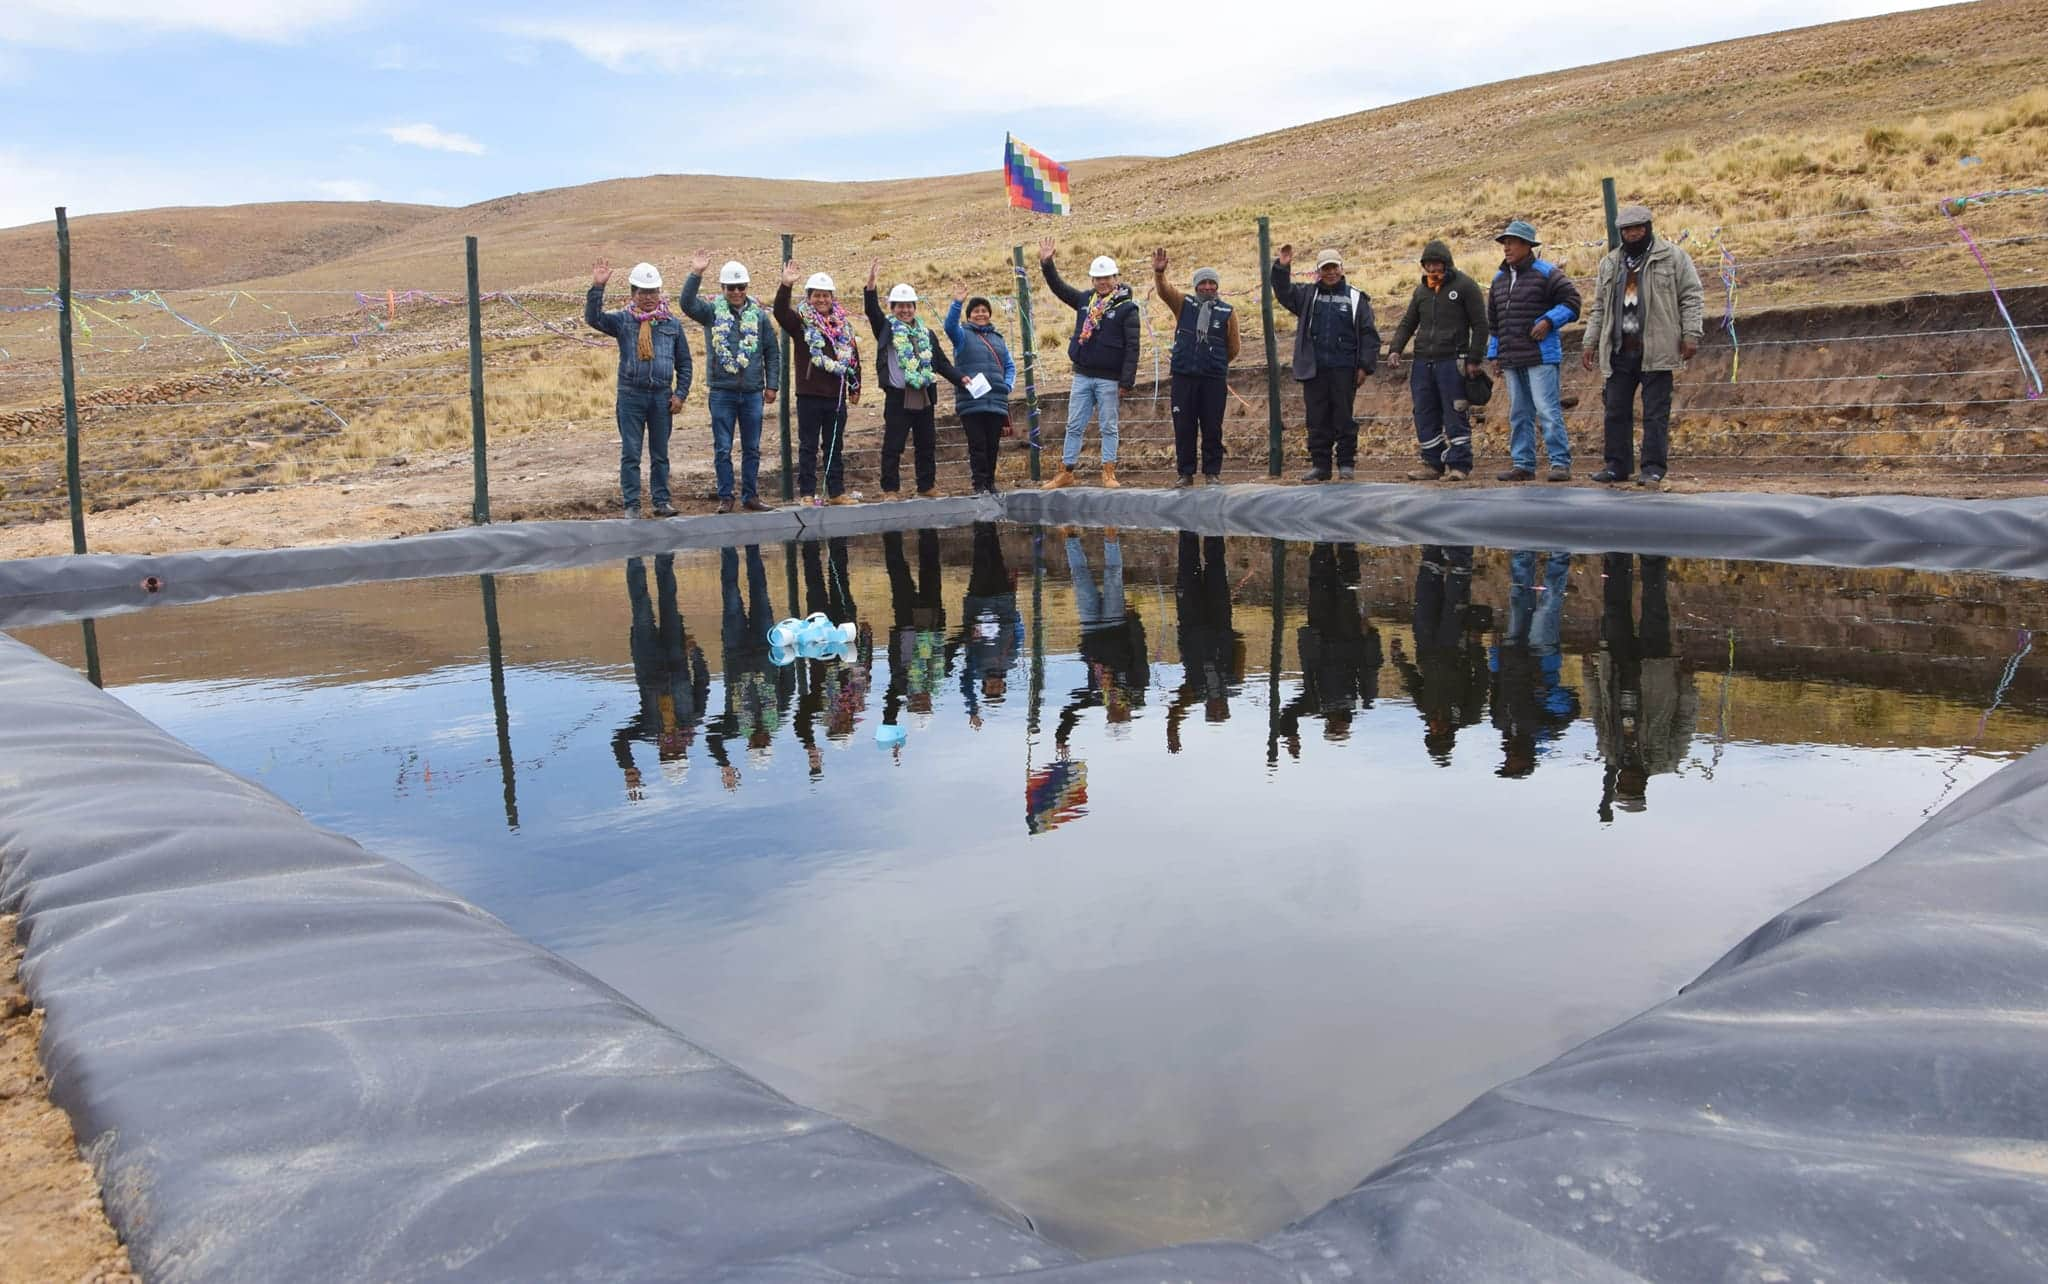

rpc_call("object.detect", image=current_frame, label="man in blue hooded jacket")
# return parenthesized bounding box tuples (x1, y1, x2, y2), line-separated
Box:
(1485, 220, 1581, 482)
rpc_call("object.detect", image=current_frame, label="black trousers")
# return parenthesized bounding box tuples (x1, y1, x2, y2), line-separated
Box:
(881, 387, 938, 493)
(1302, 369, 1359, 470)
(960, 411, 1006, 491)
(1602, 347, 1674, 477)
(795, 393, 848, 498)
(1172, 373, 1227, 477)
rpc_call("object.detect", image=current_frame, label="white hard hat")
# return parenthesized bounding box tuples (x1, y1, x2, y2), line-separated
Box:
(1088, 255, 1118, 277)
(886, 283, 918, 305)
(718, 260, 750, 286)
(804, 272, 836, 293)
(627, 262, 662, 289)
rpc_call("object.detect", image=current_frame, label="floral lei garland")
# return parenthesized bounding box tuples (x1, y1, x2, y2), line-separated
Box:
(889, 316, 936, 389)
(798, 297, 862, 393)
(1077, 283, 1132, 345)
(711, 295, 765, 376)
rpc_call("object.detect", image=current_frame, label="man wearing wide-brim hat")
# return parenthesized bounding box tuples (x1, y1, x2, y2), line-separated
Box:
(1484, 220, 1581, 483)
(1582, 204, 1704, 489)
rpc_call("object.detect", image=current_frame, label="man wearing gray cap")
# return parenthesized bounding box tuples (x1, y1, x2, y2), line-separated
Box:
(1583, 204, 1703, 489)
(1485, 219, 1580, 482)
(1271, 243, 1380, 482)
(1153, 248, 1241, 486)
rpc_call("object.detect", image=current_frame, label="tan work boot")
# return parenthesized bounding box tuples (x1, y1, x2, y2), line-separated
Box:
(1101, 462, 1122, 489)
(827, 495, 857, 506)
(916, 487, 938, 499)
(1043, 467, 1076, 491)
(1405, 466, 1443, 482)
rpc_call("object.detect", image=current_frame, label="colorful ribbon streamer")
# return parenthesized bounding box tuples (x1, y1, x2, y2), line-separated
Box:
(1941, 192, 2045, 401)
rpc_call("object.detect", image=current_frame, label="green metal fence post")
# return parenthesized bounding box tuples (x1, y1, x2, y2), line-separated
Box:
(1011, 246, 1043, 482)
(465, 236, 490, 523)
(55, 207, 86, 554)
(1257, 217, 1284, 478)
(479, 574, 518, 829)
(778, 233, 794, 501)
(1602, 177, 1620, 252)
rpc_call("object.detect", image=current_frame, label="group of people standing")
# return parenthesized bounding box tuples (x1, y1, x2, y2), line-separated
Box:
(584, 204, 1703, 511)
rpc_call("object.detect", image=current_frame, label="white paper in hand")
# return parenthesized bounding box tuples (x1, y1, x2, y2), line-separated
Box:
(964, 373, 992, 398)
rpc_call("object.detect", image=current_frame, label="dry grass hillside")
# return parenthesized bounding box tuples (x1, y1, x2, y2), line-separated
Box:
(0, 0, 2044, 541)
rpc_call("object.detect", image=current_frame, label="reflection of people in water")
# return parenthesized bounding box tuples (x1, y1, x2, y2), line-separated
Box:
(711, 544, 792, 790)
(1390, 545, 1489, 764)
(611, 555, 711, 800)
(954, 522, 1022, 729)
(1590, 552, 1697, 819)
(1276, 541, 1381, 753)
(1167, 531, 1246, 752)
(1055, 527, 1149, 749)
(1490, 550, 1579, 778)
(883, 528, 948, 730)
(794, 537, 872, 778)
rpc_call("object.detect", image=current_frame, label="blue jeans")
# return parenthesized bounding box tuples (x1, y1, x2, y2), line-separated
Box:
(708, 388, 764, 503)
(1503, 362, 1569, 471)
(1063, 374, 1121, 467)
(1409, 358, 1472, 471)
(1065, 534, 1125, 627)
(616, 386, 672, 510)
(1509, 550, 1571, 652)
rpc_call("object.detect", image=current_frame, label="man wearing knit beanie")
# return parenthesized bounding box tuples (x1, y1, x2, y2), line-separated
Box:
(1153, 248, 1241, 486)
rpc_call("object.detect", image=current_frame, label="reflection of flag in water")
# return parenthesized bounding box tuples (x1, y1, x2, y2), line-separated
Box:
(1004, 133, 1071, 216)
(1025, 758, 1088, 834)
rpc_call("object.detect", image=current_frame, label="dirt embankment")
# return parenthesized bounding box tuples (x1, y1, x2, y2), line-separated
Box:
(0, 917, 136, 1284)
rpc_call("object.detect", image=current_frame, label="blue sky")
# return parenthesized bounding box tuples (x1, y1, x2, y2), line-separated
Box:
(0, 0, 1946, 230)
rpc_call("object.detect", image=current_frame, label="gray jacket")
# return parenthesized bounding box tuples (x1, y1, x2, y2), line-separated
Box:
(678, 273, 781, 394)
(1582, 237, 1705, 378)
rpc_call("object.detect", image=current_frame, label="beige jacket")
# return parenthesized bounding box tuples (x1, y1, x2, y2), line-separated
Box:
(1582, 236, 1705, 378)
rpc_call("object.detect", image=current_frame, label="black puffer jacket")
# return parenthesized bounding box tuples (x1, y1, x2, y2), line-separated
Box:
(1485, 255, 1581, 368)
(1390, 240, 1488, 362)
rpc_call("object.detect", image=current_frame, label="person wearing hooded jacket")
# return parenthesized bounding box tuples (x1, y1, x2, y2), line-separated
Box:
(1485, 219, 1581, 483)
(1386, 240, 1488, 482)
(1269, 244, 1380, 482)
(1582, 204, 1705, 489)
(1039, 238, 1141, 490)
(585, 259, 692, 517)
(863, 260, 965, 498)
(773, 263, 861, 506)
(943, 284, 1016, 495)
(1152, 248, 1241, 487)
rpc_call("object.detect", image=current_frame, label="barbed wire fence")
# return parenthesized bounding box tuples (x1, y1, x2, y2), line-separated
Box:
(2, 181, 2044, 549)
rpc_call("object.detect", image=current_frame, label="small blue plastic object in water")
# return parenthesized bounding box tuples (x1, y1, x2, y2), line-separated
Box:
(875, 723, 906, 748)
(769, 642, 798, 668)
(768, 617, 802, 648)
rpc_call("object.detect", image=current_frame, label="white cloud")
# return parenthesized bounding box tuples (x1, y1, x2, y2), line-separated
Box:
(0, 0, 369, 46)
(372, 42, 421, 71)
(491, 17, 731, 73)
(382, 123, 486, 156)
(311, 179, 376, 202)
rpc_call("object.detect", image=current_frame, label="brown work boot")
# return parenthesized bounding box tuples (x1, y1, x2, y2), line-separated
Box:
(1043, 467, 1076, 491)
(1101, 462, 1122, 489)
(716, 497, 736, 513)
(916, 487, 938, 499)
(827, 495, 856, 506)
(1405, 466, 1443, 482)
(1444, 468, 1470, 482)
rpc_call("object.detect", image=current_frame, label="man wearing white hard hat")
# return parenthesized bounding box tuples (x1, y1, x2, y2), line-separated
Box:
(681, 250, 780, 512)
(773, 262, 861, 505)
(863, 260, 966, 498)
(1270, 243, 1380, 482)
(586, 258, 692, 516)
(1038, 237, 1141, 489)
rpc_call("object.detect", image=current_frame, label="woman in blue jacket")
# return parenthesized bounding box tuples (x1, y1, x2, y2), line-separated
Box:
(944, 282, 1015, 495)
